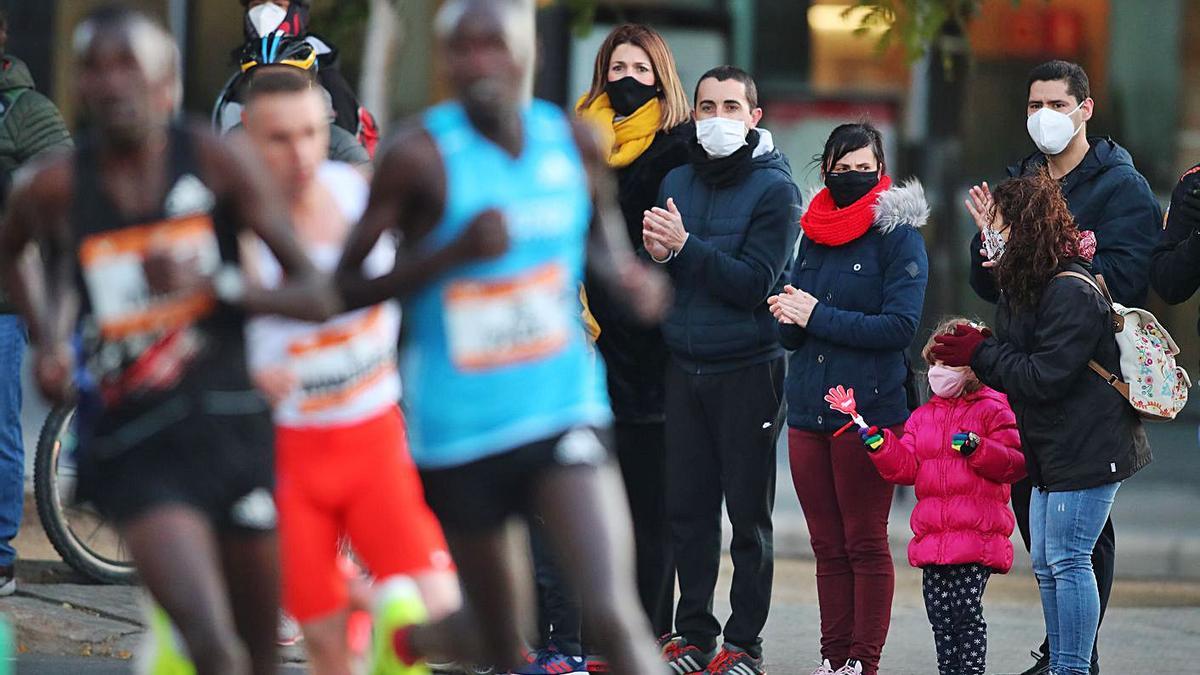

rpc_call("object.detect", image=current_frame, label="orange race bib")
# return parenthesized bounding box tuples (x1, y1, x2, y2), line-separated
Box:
(444, 263, 570, 371)
(287, 304, 398, 414)
(79, 215, 221, 341)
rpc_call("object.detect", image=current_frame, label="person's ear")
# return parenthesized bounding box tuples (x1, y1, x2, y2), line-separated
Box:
(1080, 97, 1094, 123)
(749, 107, 763, 128)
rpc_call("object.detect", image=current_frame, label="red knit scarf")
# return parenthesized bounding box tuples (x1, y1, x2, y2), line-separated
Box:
(801, 175, 892, 247)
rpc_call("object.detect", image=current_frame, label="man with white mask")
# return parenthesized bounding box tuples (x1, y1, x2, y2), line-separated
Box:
(962, 60, 1160, 675)
(643, 65, 799, 675)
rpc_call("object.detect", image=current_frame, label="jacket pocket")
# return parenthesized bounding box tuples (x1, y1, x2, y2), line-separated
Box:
(832, 257, 883, 313)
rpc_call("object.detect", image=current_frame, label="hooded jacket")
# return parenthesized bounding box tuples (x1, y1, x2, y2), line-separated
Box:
(781, 180, 930, 432)
(969, 138, 1161, 308)
(1149, 163, 1200, 355)
(0, 54, 72, 313)
(586, 122, 692, 421)
(0, 55, 71, 175)
(658, 129, 801, 374)
(971, 261, 1151, 492)
(870, 386, 1025, 572)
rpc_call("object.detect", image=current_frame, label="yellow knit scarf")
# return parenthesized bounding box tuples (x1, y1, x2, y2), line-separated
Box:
(575, 92, 661, 169)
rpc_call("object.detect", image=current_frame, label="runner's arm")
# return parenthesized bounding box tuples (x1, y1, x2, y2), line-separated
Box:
(0, 164, 78, 353)
(335, 131, 489, 311)
(572, 120, 670, 325)
(207, 134, 342, 321)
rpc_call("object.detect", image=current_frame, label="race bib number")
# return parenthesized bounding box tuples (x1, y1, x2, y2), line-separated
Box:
(79, 215, 221, 341)
(287, 304, 398, 414)
(444, 263, 570, 371)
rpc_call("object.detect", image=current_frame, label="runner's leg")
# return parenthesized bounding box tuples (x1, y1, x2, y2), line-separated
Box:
(122, 505, 249, 675)
(406, 523, 534, 669)
(221, 531, 282, 675)
(533, 460, 661, 673)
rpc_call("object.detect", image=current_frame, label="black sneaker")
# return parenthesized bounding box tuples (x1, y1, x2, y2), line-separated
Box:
(705, 644, 765, 675)
(0, 565, 14, 597)
(1007, 650, 1050, 675)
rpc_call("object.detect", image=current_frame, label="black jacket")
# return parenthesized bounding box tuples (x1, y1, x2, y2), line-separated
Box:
(971, 261, 1151, 491)
(969, 138, 1161, 307)
(587, 124, 692, 422)
(657, 132, 801, 374)
(1149, 164, 1200, 337)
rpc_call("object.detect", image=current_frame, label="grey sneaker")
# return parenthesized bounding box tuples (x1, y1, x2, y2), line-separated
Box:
(810, 660, 836, 675)
(833, 660, 863, 675)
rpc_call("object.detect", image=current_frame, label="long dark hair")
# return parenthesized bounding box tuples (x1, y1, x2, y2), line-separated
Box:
(992, 171, 1081, 310)
(814, 122, 886, 177)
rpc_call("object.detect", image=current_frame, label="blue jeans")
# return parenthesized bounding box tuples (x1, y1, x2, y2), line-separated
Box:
(0, 315, 26, 568)
(1030, 483, 1120, 675)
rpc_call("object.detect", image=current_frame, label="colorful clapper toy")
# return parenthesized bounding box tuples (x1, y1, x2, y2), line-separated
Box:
(825, 385, 869, 438)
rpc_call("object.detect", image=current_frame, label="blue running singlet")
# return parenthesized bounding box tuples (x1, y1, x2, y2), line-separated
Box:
(402, 100, 611, 469)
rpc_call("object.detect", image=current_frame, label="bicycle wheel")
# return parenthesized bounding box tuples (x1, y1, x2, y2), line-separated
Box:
(33, 404, 137, 584)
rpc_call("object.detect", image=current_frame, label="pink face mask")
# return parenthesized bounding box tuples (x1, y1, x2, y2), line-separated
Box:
(928, 365, 969, 399)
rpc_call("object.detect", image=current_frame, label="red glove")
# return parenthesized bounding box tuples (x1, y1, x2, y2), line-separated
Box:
(931, 324, 989, 367)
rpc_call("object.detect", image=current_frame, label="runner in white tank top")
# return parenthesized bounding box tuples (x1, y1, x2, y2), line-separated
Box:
(238, 73, 458, 675)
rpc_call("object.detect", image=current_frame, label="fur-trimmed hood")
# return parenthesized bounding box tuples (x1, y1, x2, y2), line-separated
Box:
(800, 178, 929, 236)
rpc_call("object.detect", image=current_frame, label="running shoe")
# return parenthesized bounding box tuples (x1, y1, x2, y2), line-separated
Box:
(369, 576, 431, 675)
(833, 659, 863, 675)
(509, 647, 587, 674)
(137, 604, 196, 675)
(663, 638, 715, 674)
(277, 611, 303, 647)
(705, 644, 764, 674)
(584, 655, 609, 672)
(809, 660, 836, 675)
(0, 566, 13, 597)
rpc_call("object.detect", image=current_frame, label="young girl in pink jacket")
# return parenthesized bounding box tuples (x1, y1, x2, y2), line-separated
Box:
(859, 318, 1025, 675)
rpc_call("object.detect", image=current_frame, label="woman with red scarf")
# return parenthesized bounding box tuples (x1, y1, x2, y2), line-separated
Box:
(767, 123, 929, 675)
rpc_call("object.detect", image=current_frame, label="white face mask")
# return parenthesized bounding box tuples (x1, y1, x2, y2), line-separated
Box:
(1026, 101, 1085, 156)
(696, 117, 748, 159)
(248, 3, 288, 38)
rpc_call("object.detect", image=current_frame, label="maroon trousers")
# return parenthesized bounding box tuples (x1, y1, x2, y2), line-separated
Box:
(788, 427, 898, 675)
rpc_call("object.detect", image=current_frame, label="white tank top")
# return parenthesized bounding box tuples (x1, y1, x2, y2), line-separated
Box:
(246, 161, 402, 428)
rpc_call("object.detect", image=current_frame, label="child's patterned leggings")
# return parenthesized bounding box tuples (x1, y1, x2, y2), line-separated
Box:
(923, 563, 992, 675)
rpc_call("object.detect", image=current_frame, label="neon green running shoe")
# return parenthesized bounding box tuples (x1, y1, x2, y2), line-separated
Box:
(369, 576, 431, 675)
(137, 603, 196, 675)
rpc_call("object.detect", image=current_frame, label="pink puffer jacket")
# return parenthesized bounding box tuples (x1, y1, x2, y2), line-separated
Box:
(870, 386, 1025, 572)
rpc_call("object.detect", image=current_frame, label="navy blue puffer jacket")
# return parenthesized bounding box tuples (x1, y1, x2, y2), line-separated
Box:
(658, 132, 801, 374)
(782, 180, 930, 432)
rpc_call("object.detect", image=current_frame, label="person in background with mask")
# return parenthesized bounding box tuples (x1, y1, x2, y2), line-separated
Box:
(573, 18, 692, 649)
(643, 65, 799, 675)
(768, 122, 929, 675)
(1149, 163, 1200, 348)
(0, 6, 73, 597)
(961, 60, 1160, 675)
(214, 0, 379, 158)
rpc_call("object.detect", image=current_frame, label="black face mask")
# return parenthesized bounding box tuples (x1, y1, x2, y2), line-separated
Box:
(604, 76, 658, 116)
(825, 170, 880, 208)
(244, 3, 311, 41)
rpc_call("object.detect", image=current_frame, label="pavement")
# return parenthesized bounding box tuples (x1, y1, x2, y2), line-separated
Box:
(4, 557, 1200, 673)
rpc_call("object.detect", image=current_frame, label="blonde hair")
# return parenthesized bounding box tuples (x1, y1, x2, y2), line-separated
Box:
(921, 317, 986, 393)
(579, 24, 691, 132)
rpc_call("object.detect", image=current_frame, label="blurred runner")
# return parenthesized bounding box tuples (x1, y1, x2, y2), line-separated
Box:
(334, 2, 670, 673)
(0, 8, 336, 675)
(239, 67, 460, 674)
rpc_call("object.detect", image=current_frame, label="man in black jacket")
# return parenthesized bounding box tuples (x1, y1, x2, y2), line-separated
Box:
(642, 66, 799, 675)
(965, 60, 1161, 675)
(1149, 165, 1200, 345)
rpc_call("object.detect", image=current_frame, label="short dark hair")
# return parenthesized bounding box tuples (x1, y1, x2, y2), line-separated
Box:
(1027, 60, 1090, 103)
(817, 122, 887, 176)
(694, 65, 759, 110)
(244, 66, 316, 105)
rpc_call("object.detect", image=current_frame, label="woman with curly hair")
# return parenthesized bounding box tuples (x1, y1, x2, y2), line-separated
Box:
(932, 172, 1150, 675)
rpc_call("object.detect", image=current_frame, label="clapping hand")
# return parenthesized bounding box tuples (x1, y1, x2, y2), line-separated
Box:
(964, 182, 999, 268)
(768, 285, 819, 327)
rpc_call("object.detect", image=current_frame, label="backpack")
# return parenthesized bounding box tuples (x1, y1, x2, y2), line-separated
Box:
(1055, 271, 1191, 421)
